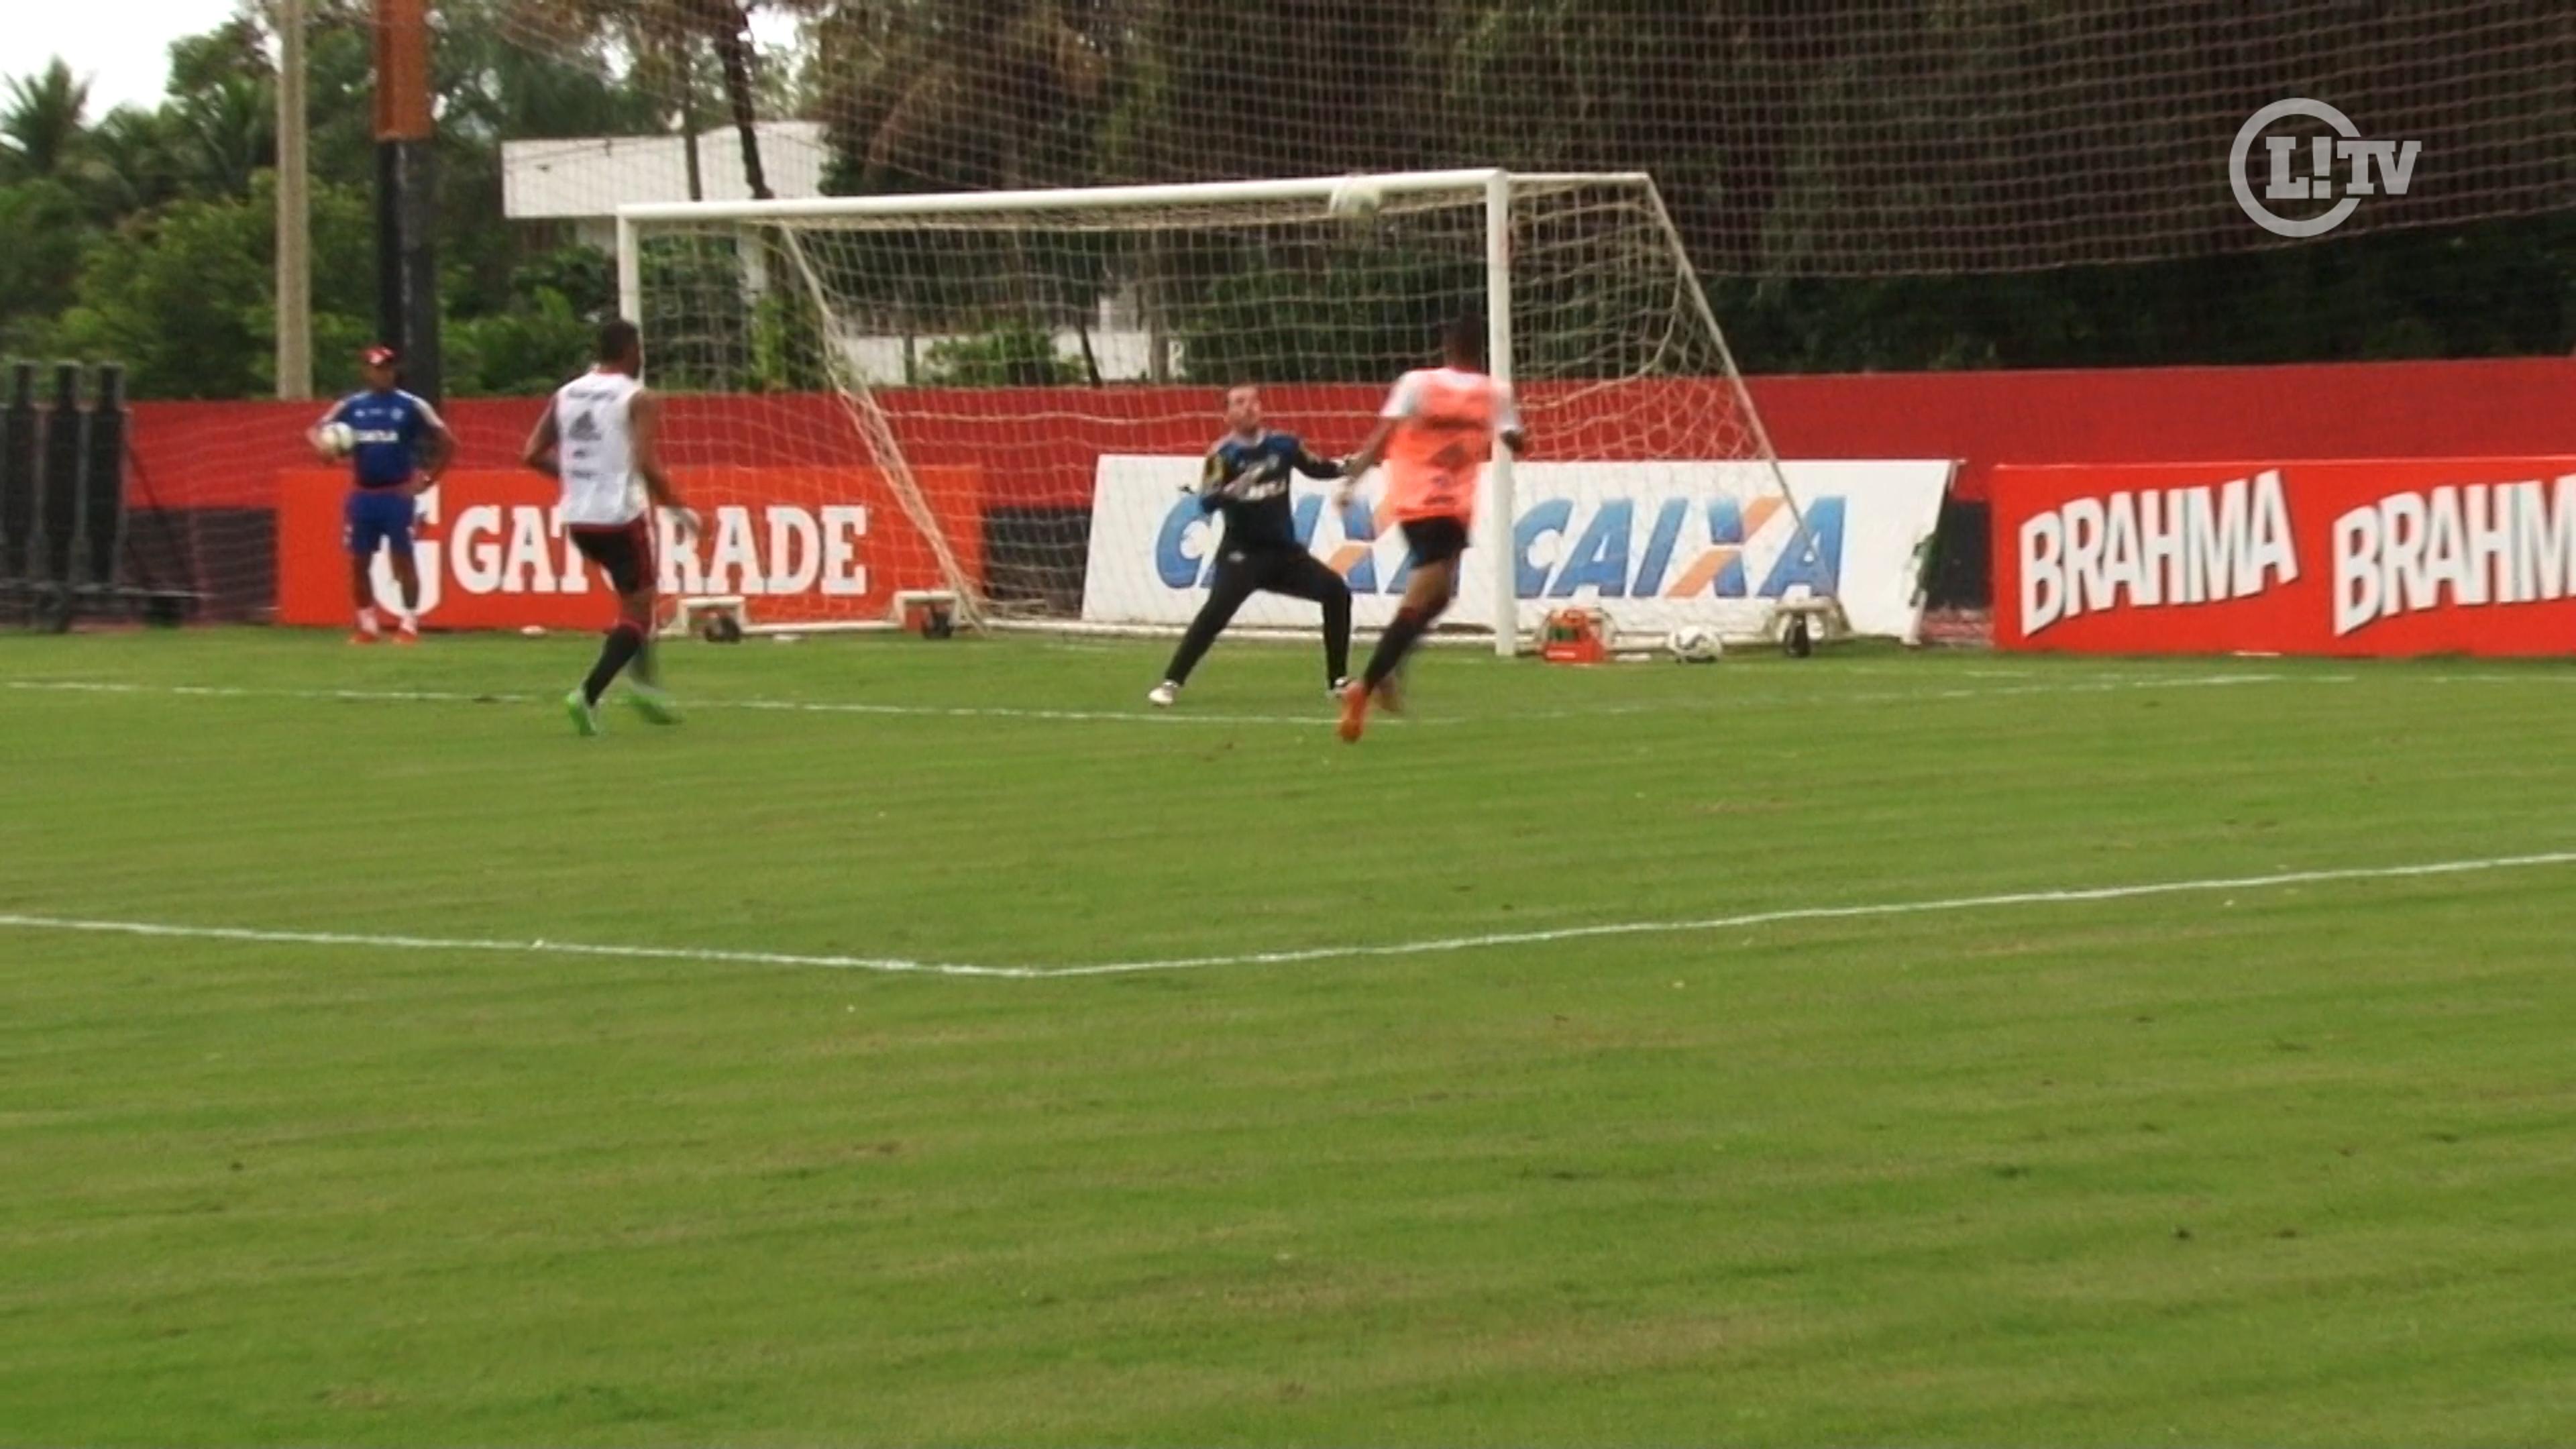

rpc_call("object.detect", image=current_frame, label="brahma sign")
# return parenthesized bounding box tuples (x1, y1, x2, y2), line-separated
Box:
(1994, 458, 2576, 656)
(276, 466, 978, 630)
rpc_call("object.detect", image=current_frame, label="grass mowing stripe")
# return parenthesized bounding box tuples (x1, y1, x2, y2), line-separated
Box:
(3, 670, 2353, 727)
(11, 632, 2576, 1445)
(0, 678, 1326, 727)
(8, 847, 2572, 979)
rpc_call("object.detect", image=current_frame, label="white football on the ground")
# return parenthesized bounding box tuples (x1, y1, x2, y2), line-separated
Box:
(1666, 625, 1723, 663)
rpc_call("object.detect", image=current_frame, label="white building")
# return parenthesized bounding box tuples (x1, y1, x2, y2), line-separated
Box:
(502, 122, 833, 255)
(500, 123, 1171, 386)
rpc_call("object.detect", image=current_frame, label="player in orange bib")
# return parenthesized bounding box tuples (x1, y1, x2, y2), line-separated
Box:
(1334, 316, 1524, 743)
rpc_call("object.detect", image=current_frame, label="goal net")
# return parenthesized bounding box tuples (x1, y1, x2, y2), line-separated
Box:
(618, 170, 1838, 651)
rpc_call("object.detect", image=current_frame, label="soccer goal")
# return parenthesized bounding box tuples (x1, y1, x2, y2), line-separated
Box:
(614, 169, 1823, 653)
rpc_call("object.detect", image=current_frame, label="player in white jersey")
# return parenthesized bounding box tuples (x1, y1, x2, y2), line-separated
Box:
(521, 319, 700, 737)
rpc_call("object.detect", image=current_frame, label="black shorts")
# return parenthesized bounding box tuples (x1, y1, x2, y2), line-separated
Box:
(1401, 517, 1470, 566)
(571, 519, 655, 595)
(1208, 544, 1350, 604)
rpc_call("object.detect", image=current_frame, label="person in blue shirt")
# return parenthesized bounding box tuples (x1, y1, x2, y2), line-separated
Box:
(308, 344, 455, 643)
(1147, 384, 1352, 707)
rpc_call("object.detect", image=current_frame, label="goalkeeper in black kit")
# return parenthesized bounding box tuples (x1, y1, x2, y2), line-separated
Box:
(1148, 384, 1354, 706)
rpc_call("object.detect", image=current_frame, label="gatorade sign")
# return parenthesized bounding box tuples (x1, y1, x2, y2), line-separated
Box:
(276, 466, 979, 630)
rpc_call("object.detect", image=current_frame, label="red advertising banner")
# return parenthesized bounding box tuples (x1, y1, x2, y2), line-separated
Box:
(1992, 458, 2576, 657)
(136, 359, 2576, 513)
(278, 465, 981, 630)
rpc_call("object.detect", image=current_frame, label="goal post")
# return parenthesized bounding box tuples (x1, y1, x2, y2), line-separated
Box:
(1483, 169, 1515, 655)
(612, 168, 1821, 648)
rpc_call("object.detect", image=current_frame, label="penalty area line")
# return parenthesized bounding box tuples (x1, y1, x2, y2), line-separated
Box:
(5, 848, 2573, 981)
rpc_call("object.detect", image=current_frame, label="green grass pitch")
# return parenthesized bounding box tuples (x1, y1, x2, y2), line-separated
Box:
(4, 629, 2575, 1445)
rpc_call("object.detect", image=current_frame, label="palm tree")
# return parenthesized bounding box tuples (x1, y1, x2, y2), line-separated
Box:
(510, 0, 794, 200)
(1, 59, 93, 180)
(172, 72, 277, 198)
(79, 105, 186, 219)
(685, 0, 775, 200)
(816, 0, 1109, 194)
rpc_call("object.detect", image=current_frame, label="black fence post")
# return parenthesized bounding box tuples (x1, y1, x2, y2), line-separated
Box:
(0, 362, 151, 627)
(32, 364, 83, 629)
(62, 376, 96, 596)
(1, 363, 37, 592)
(81, 364, 127, 597)
(37, 364, 85, 588)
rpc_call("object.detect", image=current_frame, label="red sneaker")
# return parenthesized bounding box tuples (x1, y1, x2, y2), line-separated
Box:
(394, 623, 421, 646)
(347, 629, 378, 646)
(1337, 680, 1369, 743)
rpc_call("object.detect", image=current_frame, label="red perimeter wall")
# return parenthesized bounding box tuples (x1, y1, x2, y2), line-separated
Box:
(131, 358, 2576, 515)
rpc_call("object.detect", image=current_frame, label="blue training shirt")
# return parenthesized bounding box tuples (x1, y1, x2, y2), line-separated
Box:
(320, 388, 447, 489)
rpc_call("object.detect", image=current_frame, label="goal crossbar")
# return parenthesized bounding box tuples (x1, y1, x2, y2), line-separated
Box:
(614, 170, 1650, 228)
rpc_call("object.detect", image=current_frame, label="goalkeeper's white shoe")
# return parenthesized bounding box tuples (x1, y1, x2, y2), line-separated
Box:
(1146, 681, 1179, 708)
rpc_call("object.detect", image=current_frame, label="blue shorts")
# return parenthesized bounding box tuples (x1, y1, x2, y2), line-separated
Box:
(345, 488, 416, 558)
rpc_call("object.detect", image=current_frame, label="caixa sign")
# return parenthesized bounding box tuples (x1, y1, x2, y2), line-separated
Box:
(1993, 458, 2576, 657)
(1151, 489, 1847, 603)
(1085, 457, 1953, 640)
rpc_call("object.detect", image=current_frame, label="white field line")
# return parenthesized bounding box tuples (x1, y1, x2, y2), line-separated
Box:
(0, 680, 1323, 728)
(3, 671, 2351, 727)
(1513, 672, 2347, 717)
(0, 913, 1020, 979)
(4, 849, 2570, 981)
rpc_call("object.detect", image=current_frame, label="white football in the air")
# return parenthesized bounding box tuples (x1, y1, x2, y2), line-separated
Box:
(1328, 178, 1385, 221)
(320, 421, 358, 458)
(1666, 625, 1723, 663)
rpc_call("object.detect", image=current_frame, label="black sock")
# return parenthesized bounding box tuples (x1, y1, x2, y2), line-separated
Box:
(1323, 591, 1352, 684)
(1364, 607, 1428, 688)
(584, 622, 645, 704)
(631, 635, 659, 688)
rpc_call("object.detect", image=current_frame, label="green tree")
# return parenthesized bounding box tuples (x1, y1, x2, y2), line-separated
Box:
(1, 59, 91, 180)
(78, 107, 189, 220)
(446, 243, 616, 394)
(815, 0, 1110, 195)
(49, 174, 375, 398)
(0, 178, 91, 351)
(918, 319, 1082, 386)
(168, 72, 276, 198)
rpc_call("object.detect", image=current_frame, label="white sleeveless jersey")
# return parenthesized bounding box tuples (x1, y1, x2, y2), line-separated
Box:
(550, 369, 647, 527)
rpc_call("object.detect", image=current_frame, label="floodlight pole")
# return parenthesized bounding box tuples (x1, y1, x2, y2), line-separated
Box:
(374, 0, 441, 403)
(274, 0, 312, 400)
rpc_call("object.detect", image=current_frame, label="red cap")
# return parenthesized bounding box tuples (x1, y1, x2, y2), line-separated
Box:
(362, 345, 398, 368)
